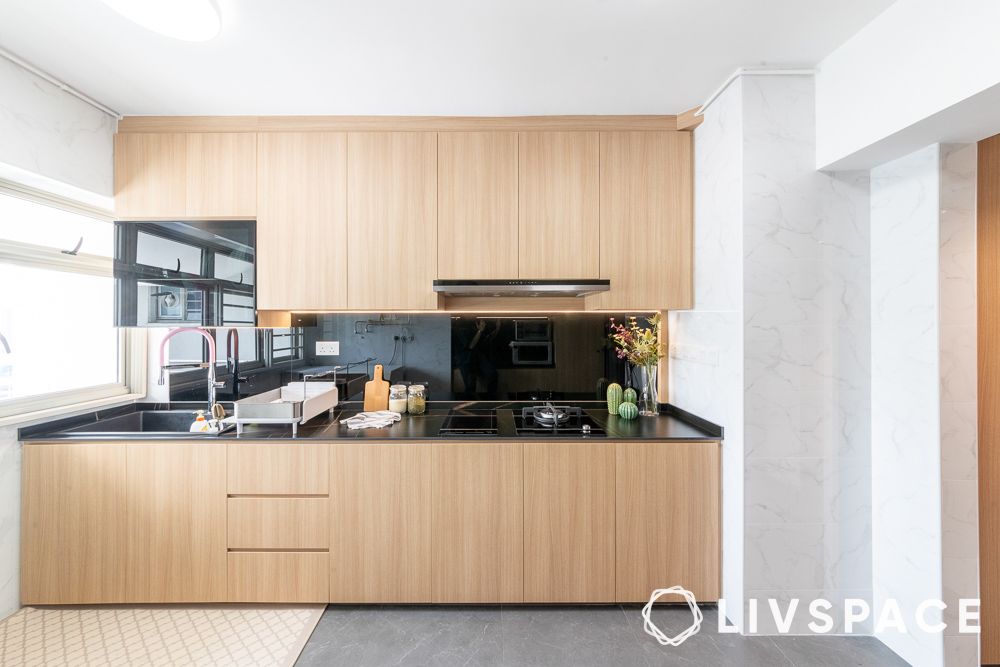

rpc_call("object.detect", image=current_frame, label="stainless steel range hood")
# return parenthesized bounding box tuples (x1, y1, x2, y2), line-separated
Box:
(432, 279, 610, 298)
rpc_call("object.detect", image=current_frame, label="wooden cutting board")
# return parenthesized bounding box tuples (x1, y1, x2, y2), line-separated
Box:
(363, 364, 390, 411)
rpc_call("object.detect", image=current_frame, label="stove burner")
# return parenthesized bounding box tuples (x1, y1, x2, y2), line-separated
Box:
(516, 404, 606, 437)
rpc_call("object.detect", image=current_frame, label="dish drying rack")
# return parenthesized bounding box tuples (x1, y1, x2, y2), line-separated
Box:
(230, 374, 338, 436)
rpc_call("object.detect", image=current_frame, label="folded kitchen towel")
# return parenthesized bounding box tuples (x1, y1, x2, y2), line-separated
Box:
(340, 410, 402, 430)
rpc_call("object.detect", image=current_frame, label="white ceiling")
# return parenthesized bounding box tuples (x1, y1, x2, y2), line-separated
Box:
(0, 0, 894, 116)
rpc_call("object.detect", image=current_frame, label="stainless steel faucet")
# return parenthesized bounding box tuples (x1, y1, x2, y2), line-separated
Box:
(158, 327, 226, 410)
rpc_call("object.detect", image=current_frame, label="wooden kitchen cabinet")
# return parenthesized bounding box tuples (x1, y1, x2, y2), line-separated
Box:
(114, 133, 187, 218)
(590, 131, 693, 310)
(347, 132, 438, 309)
(523, 442, 615, 602)
(518, 131, 600, 279)
(437, 132, 519, 279)
(616, 442, 720, 602)
(125, 442, 227, 602)
(114, 132, 256, 219)
(21, 443, 127, 604)
(257, 132, 348, 310)
(431, 442, 523, 603)
(329, 443, 434, 602)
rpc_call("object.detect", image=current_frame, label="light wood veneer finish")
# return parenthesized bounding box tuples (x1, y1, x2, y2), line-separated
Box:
(256, 132, 348, 310)
(518, 132, 600, 279)
(125, 442, 227, 602)
(523, 441, 616, 602)
(979, 133, 1000, 663)
(21, 443, 127, 604)
(227, 442, 329, 495)
(437, 132, 519, 279)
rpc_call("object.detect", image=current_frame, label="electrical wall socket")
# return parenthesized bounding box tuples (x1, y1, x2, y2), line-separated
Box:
(315, 341, 340, 356)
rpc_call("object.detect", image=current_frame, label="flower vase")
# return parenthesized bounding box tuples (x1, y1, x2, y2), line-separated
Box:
(638, 362, 658, 416)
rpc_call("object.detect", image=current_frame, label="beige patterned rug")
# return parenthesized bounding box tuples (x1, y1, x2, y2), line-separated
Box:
(0, 604, 325, 666)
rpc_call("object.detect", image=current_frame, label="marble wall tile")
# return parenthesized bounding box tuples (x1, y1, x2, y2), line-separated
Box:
(744, 520, 871, 592)
(870, 143, 946, 666)
(0, 56, 115, 197)
(743, 588, 874, 635)
(0, 428, 22, 621)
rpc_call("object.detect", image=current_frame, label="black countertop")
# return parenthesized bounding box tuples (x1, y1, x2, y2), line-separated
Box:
(20, 400, 722, 443)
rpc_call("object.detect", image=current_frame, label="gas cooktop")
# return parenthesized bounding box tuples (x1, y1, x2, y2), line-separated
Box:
(513, 404, 606, 437)
(437, 403, 607, 438)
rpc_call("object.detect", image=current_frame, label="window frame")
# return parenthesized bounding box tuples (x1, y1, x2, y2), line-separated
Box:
(0, 186, 145, 421)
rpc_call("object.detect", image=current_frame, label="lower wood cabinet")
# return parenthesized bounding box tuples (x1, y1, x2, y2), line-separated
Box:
(228, 552, 329, 603)
(21, 443, 127, 604)
(21, 439, 720, 605)
(523, 442, 616, 602)
(329, 443, 434, 602)
(125, 442, 227, 602)
(615, 442, 720, 602)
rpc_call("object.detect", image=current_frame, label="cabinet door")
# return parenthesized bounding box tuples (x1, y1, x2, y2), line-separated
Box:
(616, 442, 720, 602)
(126, 442, 227, 602)
(257, 132, 348, 310)
(431, 442, 523, 602)
(330, 443, 433, 602)
(523, 442, 615, 602)
(347, 132, 437, 309)
(21, 443, 126, 604)
(114, 133, 187, 218)
(518, 132, 600, 279)
(437, 132, 518, 279)
(590, 131, 692, 310)
(186, 132, 257, 218)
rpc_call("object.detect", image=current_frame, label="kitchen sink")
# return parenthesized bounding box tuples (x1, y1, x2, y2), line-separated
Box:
(65, 410, 234, 436)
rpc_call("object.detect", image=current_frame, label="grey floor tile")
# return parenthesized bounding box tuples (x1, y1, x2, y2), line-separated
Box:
(500, 606, 651, 667)
(772, 636, 910, 666)
(296, 605, 502, 667)
(623, 604, 760, 667)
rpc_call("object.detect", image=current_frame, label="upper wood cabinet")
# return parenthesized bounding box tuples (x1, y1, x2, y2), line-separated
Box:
(114, 132, 256, 219)
(347, 132, 438, 309)
(21, 443, 127, 604)
(590, 131, 693, 310)
(437, 132, 519, 279)
(257, 133, 347, 310)
(125, 442, 227, 603)
(185, 133, 257, 217)
(518, 132, 600, 279)
(114, 133, 186, 217)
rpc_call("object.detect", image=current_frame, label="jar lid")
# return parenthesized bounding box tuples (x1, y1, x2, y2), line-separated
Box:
(408, 384, 425, 391)
(390, 384, 407, 390)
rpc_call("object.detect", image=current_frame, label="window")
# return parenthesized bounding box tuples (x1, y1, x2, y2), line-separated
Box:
(269, 328, 304, 362)
(0, 189, 136, 418)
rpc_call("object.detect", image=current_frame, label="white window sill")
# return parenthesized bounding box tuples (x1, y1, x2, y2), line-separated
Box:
(0, 393, 146, 430)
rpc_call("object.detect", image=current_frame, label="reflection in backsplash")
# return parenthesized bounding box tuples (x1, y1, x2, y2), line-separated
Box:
(169, 312, 648, 403)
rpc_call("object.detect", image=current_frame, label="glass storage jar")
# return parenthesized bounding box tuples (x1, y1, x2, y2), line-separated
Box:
(389, 385, 408, 413)
(407, 384, 426, 415)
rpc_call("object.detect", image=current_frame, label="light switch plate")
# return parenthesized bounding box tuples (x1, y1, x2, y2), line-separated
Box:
(315, 341, 340, 356)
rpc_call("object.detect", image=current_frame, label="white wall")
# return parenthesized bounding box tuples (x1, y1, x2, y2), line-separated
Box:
(816, 0, 1000, 170)
(869, 143, 979, 666)
(0, 55, 116, 201)
(672, 72, 872, 633)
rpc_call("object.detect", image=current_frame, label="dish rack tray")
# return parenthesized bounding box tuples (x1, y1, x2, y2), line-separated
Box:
(230, 382, 338, 436)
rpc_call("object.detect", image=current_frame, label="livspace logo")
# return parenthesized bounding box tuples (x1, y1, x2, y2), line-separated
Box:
(643, 590, 981, 647)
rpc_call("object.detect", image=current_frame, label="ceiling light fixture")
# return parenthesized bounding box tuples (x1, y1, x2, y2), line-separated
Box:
(100, 0, 221, 42)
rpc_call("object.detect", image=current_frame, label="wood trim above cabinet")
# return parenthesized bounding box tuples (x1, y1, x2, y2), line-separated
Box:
(118, 115, 679, 134)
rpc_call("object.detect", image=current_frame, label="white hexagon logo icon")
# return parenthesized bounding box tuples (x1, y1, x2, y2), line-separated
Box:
(641, 586, 704, 647)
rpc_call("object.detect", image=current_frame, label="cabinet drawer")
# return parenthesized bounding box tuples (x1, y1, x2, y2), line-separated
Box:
(228, 443, 328, 495)
(228, 552, 329, 602)
(228, 497, 328, 549)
